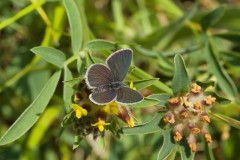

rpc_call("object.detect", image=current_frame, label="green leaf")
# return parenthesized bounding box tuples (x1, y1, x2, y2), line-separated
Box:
(215, 32, 240, 44)
(128, 97, 160, 108)
(73, 134, 82, 150)
(148, 94, 171, 107)
(85, 39, 117, 50)
(126, 78, 159, 90)
(63, 66, 74, 112)
(196, 80, 215, 90)
(129, 67, 172, 94)
(209, 112, 240, 129)
(121, 112, 164, 135)
(201, 6, 226, 31)
(157, 129, 178, 160)
(61, 111, 74, 127)
(172, 54, 190, 96)
(0, 70, 61, 145)
(63, 0, 82, 54)
(207, 39, 238, 99)
(31, 47, 66, 68)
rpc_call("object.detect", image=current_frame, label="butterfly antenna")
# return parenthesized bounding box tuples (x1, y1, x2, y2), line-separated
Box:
(127, 66, 136, 80)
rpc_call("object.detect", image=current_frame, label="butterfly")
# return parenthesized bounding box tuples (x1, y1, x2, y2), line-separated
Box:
(85, 49, 144, 105)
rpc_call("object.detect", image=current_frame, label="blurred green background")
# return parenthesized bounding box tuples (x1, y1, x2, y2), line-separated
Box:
(1, 0, 240, 159)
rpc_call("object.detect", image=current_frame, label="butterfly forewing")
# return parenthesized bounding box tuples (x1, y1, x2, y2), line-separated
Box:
(85, 64, 114, 88)
(90, 89, 117, 105)
(116, 87, 143, 104)
(106, 49, 132, 82)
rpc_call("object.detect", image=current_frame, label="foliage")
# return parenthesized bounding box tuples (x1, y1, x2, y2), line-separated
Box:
(1, 0, 240, 159)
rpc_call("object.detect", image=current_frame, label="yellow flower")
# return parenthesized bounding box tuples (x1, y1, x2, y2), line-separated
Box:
(91, 118, 110, 132)
(103, 101, 119, 115)
(130, 81, 136, 90)
(72, 104, 88, 119)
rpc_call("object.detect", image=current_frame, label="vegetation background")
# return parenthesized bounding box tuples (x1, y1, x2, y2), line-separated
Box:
(0, 0, 240, 159)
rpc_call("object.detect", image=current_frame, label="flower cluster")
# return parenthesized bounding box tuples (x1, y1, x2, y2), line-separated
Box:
(163, 83, 216, 152)
(62, 80, 135, 139)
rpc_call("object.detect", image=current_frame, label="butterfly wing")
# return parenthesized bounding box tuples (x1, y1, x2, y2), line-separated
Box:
(116, 87, 143, 104)
(85, 64, 114, 89)
(106, 49, 132, 82)
(89, 89, 117, 105)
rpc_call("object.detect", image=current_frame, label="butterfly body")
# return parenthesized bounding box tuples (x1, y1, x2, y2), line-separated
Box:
(85, 49, 144, 105)
(93, 82, 124, 92)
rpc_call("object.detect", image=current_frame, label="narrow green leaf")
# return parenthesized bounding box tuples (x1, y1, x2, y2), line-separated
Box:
(129, 97, 160, 108)
(0, 70, 61, 145)
(31, 47, 66, 68)
(201, 6, 226, 31)
(126, 78, 159, 90)
(172, 54, 190, 96)
(203, 139, 215, 160)
(63, 0, 82, 54)
(215, 32, 240, 44)
(209, 112, 240, 129)
(157, 129, 177, 160)
(179, 140, 195, 160)
(85, 39, 117, 50)
(121, 112, 164, 135)
(63, 66, 74, 112)
(26, 106, 60, 150)
(139, 1, 197, 49)
(207, 40, 238, 98)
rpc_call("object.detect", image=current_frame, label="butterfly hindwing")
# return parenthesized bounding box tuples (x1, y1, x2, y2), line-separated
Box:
(116, 86, 143, 104)
(89, 89, 117, 105)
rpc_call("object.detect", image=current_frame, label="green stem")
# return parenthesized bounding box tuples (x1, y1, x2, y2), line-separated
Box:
(0, 0, 46, 30)
(0, 56, 40, 92)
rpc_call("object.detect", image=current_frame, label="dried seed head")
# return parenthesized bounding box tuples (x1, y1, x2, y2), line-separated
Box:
(189, 143, 197, 152)
(188, 123, 200, 134)
(163, 112, 175, 124)
(200, 113, 210, 123)
(168, 97, 180, 106)
(182, 96, 193, 108)
(194, 102, 203, 111)
(174, 131, 183, 142)
(191, 83, 202, 94)
(204, 133, 212, 144)
(179, 110, 188, 119)
(204, 95, 216, 105)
